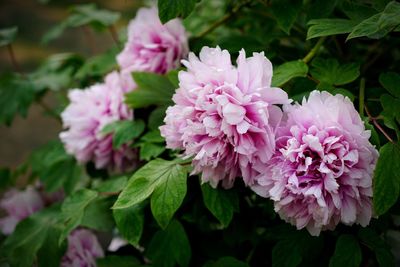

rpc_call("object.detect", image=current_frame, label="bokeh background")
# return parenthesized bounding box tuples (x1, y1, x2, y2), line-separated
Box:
(0, 0, 144, 167)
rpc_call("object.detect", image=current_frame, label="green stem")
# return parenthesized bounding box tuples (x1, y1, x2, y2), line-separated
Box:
(359, 78, 365, 116)
(195, 0, 252, 39)
(302, 36, 326, 64)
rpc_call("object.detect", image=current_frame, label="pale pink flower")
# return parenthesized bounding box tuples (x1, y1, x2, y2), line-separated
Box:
(0, 187, 44, 235)
(61, 229, 104, 267)
(60, 71, 137, 173)
(252, 91, 378, 236)
(117, 6, 188, 74)
(160, 47, 289, 188)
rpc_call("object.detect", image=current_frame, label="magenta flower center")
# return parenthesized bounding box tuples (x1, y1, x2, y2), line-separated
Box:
(281, 125, 359, 195)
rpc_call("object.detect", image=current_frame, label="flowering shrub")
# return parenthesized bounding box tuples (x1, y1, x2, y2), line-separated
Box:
(1, 1, 400, 266)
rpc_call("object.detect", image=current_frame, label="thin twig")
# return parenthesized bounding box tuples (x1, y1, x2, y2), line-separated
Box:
(38, 99, 61, 123)
(365, 105, 394, 143)
(195, 0, 252, 39)
(359, 78, 365, 116)
(108, 25, 120, 48)
(7, 44, 22, 74)
(82, 26, 96, 54)
(332, 36, 344, 58)
(302, 36, 326, 64)
(306, 74, 319, 84)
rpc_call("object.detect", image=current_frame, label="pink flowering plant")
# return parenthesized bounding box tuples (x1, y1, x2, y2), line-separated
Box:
(0, 1, 400, 266)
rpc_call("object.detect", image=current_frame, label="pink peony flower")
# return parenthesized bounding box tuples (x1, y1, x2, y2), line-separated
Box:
(0, 187, 44, 235)
(60, 71, 137, 173)
(61, 229, 104, 267)
(160, 46, 289, 188)
(252, 91, 378, 236)
(117, 6, 188, 74)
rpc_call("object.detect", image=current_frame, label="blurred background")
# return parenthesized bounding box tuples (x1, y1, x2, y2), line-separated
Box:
(0, 0, 144, 167)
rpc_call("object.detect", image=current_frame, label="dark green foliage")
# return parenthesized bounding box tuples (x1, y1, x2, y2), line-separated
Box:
(329, 235, 361, 267)
(373, 143, 400, 215)
(146, 220, 191, 267)
(158, 0, 198, 23)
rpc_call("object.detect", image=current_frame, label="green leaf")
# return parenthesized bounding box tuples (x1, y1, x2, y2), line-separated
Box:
(329, 235, 361, 267)
(340, 1, 377, 22)
(113, 204, 145, 246)
(373, 142, 400, 216)
(363, 118, 380, 148)
(151, 162, 187, 228)
(102, 120, 145, 149)
(0, 26, 18, 47)
(158, 0, 197, 23)
(272, 239, 302, 267)
(94, 176, 127, 193)
(37, 226, 67, 267)
(379, 72, 400, 98)
(1, 217, 48, 267)
(1, 205, 64, 267)
(113, 160, 168, 209)
(140, 130, 165, 143)
(28, 53, 81, 92)
(41, 20, 69, 44)
(71, 4, 120, 27)
(135, 130, 166, 161)
(380, 94, 400, 131)
(0, 74, 36, 126)
(310, 58, 360, 86)
(138, 142, 166, 161)
(330, 88, 355, 101)
(347, 1, 400, 40)
(358, 228, 394, 267)
(201, 184, 239, 227)
(125, 72, 175, 108)
(270, 0, 302, 34)
(307, 0, 338, 20)
(114, 159, 187, 228)
(307, 19, 356, 39)
(204, 257, 249, 267)
(75, 48, 118, 79)
(272, 60, 309, 87)
(0, 168, 13, 189)
(149, 106, 168, 130)
(167, 69, 180, 88)
(97, 255, 142, 267)
(30, 140, 82, 194)
(270, 229, 323, 267)
(60, 189, 98, 243)
(146, 220, 191, 267)
(42, 4, 120, 44)
(81, 197, 115, 232)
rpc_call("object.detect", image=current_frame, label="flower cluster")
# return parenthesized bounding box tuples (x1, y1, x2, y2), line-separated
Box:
(160, 46, 290, 188)
(161, 47, 378, 235)
(252, 91, 378, 235)
(117, 6, 188, 75)
(60, 71, 137, 173)
(0, 187, 44, 235)
(61, 229, 104, 267)
(60, 7, 188, 172)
